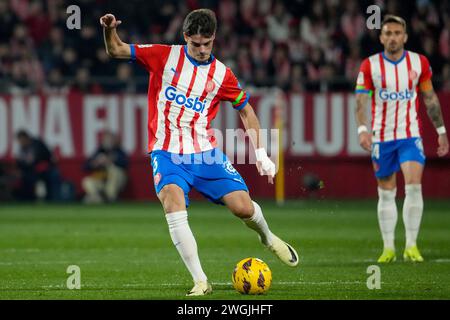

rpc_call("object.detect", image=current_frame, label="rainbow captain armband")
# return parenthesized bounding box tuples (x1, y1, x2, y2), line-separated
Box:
(232, 91, 249, 110)
(355, 85, 373, 97)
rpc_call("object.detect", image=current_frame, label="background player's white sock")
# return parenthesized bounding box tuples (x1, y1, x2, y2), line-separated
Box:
(377, 188, 398, 250)
(165, 211, 207, 283)
(243, 201, 273, 246)
(403, 184, 423, 248)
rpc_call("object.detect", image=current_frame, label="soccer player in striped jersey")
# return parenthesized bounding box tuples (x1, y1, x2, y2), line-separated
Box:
(100, 9, 299, 295)
(355, 15, 449, 263)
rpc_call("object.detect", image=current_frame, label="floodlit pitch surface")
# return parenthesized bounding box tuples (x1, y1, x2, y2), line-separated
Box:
(0, 200, 449, 299)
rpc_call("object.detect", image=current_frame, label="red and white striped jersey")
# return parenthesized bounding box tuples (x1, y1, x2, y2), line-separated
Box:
(355, 50, 432, 143)
(130, 44, 249, 154)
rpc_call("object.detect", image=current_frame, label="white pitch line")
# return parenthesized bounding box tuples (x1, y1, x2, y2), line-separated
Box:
(10, 280, 369, 291)
(0, 260, 100, 266)
(433, 259, 450, 263)
(1, 248, 41, 253)
(124, 281, 365, 287)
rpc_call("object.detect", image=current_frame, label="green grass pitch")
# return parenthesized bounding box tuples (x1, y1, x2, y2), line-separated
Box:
(0, 200, 449, 300)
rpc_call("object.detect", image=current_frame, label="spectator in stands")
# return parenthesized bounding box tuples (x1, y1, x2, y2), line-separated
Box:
(441, 63, 450, 92)
(0, 0, 448, 93)
(266, 1, 291, 44)
(43, 67, 68, 94)
(82, 131, 128, 204)
(13, 130, 61, 201)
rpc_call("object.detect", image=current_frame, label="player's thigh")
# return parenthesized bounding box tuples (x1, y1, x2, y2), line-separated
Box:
(398, 138, 425, 185)
(400, 161, 423, 185)
(157, 183, 186, 214)
(190, 148, 249, 210)
(372, 141, 400, 181)
(222, 190, 254, 219)
(151, 150, 192, 213)
(377, 173, 397, 190)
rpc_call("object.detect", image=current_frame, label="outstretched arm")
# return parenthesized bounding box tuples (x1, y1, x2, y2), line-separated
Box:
(355, 93, 372, 152)
(100, 13, 131, 59)
(239, 104, 275, 184)
(420, 80, 449, 157)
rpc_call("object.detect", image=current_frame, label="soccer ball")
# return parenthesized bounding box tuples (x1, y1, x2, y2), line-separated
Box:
(232, 257, 272, 294)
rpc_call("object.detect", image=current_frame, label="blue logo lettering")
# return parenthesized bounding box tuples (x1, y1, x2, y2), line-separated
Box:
(164, 86, 206, 113)
(379, 89, 414, 101)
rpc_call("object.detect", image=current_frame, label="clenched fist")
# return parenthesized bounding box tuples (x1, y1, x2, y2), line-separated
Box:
(99, 13, 122, 29)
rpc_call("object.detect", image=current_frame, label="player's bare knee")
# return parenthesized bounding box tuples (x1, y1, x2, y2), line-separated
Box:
(230, 202, 254, 219)
(377, 176, 396, 190)
(158, 184, 185, 213)
(404, 177, 421, 185)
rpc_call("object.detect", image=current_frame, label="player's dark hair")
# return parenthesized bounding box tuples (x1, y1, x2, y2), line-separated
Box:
(183, 9, 217, 37)
(381, 15, 407, 31)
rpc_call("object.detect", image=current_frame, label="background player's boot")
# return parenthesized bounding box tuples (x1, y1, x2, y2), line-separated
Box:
(403, 245, 424, 262)
(267, 234, 299, 267)
(186, 280, 212, 296)
(377, 248, 396, 263)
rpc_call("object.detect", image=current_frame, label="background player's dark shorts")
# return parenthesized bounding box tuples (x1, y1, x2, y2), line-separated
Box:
(150, 148, 249, 207)
(371, 137, 426, 178)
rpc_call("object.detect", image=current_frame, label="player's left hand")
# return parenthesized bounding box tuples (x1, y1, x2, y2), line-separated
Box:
(255, 148, 276, 184)
(437, 134, 449, 157)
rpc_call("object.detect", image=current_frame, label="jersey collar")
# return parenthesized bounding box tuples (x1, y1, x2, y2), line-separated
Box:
(184, 45, 215, 67)
(382, 50, 407, 65)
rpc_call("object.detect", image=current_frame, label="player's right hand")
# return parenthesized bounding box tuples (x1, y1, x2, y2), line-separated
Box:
(255, 148, 276, 184)
(359, 132, 372, 152)
(437, 134, 449, 157)
(100, 14, 122, 29)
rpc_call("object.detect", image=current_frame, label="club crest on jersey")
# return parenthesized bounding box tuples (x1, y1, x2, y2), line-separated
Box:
(165, 86, 206, 113)
(205, 80, 215, 93)
(409, 70, 418, 81)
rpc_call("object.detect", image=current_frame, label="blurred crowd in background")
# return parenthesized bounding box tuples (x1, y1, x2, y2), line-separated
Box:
(0, 0, 450, 94)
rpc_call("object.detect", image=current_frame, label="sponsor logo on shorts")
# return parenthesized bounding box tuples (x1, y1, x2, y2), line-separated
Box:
(372, 161, 380, 172)
(223, 160, 238, 175)
(154, 173, 161, 186)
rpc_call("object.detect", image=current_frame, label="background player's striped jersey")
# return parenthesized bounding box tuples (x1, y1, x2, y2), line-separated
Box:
(130, 44, 249, 154)
(355, 50, 432, 143)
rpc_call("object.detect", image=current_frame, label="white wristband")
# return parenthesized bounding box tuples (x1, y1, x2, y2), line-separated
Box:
(437, 126, 446, 135)
(255, 148, 268, 161)
(357, 125, 368, 135)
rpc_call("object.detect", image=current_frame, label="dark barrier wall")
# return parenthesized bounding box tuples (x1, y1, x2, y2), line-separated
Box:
(1, 92, 449, 199)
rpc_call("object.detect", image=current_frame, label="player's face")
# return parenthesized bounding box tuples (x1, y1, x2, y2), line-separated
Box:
(184, 33, 215, 62)
(380, 23, 408, 54)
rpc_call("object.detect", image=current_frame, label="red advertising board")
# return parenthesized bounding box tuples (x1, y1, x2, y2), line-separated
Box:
(1, 92, 449, 199)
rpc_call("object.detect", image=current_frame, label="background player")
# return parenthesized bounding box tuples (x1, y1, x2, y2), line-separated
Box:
(100, 9, 299, 295)
(355, 15, 449, 263)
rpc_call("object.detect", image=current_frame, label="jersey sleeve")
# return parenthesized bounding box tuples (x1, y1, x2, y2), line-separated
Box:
(130, 44, 171, 73)
(219, 68, 249, 110)
(355, 58, 374, 96)
(418, 54, 433, 83)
